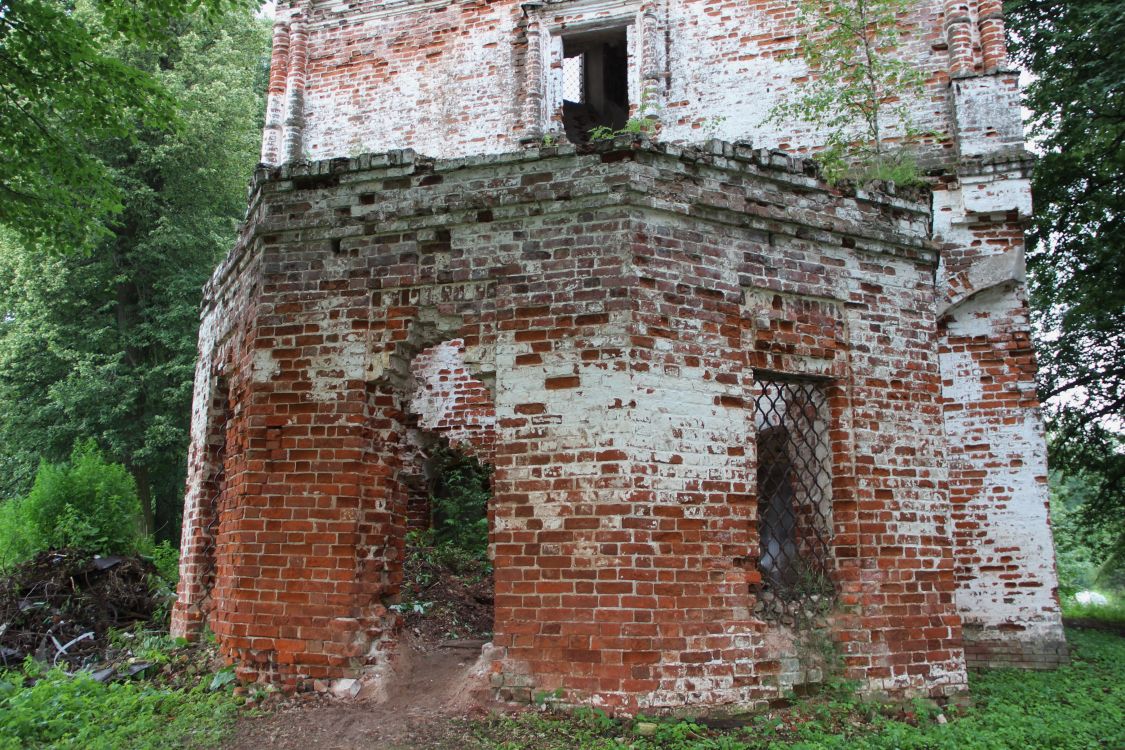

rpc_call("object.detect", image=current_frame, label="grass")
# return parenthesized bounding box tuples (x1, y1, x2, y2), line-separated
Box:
(472, 628, 1124, 750)
(1061, 591, 1125, 626)
(1, 627, 1120, 749)
(0, 638, 242, 750)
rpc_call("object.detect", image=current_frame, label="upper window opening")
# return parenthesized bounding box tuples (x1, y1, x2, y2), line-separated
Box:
(561, 27, 629, 144)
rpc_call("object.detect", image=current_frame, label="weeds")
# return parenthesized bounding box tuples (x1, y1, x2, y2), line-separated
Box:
(472, 628, 1124, 750)
(589, 116, 658, 142)
(0, 615, 244, 749)
(0, 658, 241, 750)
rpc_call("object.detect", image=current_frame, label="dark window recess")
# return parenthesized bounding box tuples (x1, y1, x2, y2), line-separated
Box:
(561, 27, 629, 144)
(753, 377, 835, 624)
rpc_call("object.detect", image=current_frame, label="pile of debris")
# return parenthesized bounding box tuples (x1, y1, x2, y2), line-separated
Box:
(0, 549, 164, 671)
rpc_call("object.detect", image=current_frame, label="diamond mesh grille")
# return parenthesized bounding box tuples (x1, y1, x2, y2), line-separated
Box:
(753, 377, 835, 623)
(563, 53, 584, 103)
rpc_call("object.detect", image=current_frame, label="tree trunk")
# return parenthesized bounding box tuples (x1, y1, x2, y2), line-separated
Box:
(154, 470, 182, 545)
(133, 463, 154, 537)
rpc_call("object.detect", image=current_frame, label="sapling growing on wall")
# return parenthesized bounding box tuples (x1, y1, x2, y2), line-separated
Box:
(766, 0, 928, 183)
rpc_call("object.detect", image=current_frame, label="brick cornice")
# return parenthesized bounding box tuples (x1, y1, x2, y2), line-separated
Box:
(239, 139, 935, 263)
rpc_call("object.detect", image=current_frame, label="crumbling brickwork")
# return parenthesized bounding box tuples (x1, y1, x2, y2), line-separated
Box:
(176, 142, 970, 703)
(175, 0, 1066, 710)
(408, 339, 497, 458)
(934, 157, 1066, 668)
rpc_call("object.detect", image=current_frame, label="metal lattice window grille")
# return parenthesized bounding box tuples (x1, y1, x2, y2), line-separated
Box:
(752, 376, 835, 624)
(563, 52, 585, 103)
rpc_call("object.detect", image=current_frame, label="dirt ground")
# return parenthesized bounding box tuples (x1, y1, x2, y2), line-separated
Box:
(227, 544, 501, 749)
(226, 637, 497, 750)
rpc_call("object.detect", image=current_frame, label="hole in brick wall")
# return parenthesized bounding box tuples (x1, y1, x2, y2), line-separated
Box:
(752, 376, 835, 625)
(399, 439, 495, 643)
(561, 26, 630, 144)
(424, 444, 493, 557)
(392, 340, 498, 643)
(291, 173, 340, 190)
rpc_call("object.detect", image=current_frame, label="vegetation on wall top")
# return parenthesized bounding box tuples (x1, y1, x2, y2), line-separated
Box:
(765, 0, 929, 184)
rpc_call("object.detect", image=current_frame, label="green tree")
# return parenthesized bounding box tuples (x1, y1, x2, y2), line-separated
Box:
(1005, 1, 1125, 567)
(1049, 471, 1119, 596)
(765, 0, 928, 182)
(0, 440, 143, 569)
(428, 446, 493, 558)
(0, 0, 253, 252)
(0, 9, 269, 540)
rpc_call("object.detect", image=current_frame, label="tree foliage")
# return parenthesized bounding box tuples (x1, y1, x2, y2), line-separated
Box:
(1050, 471, 1120, 596)
(0, 8, 269, 540)
(1006, 1, 1125, 558)
(428, 446, 492, 558)
(766, 0, 927, 182)
(0, 440, 142, 569)
(0, 0, 254, 251)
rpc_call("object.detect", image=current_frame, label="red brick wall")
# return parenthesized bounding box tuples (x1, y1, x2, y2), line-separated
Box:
(930, 152, 1066, 668)
(182, 0, 1065, 706)
(935, 210, 1067, 667)
(172, 191, 268, 640)
(262, 0, 1009, 164)
(176, 143, 983, 705)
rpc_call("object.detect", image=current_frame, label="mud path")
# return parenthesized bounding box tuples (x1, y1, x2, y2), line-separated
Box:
(226, 638, 495, 750)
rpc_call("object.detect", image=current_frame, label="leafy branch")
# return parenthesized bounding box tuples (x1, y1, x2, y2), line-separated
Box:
(764, 0, 928, 183)
(0, 0, 254, 254)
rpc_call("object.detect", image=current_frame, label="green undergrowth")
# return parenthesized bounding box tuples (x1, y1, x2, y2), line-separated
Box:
(1061, 592, 1125, 625)
(473, 628, 1124, 750)
(0, 635, 242, 750)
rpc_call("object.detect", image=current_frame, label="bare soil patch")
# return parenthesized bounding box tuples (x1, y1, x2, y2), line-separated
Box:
(401, 543, 493, 643)
(227, 636, 495, 750)
(227, 544, 498, 749)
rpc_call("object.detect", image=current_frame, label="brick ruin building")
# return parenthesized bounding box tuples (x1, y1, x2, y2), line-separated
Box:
(172, 0, 1067, 710)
